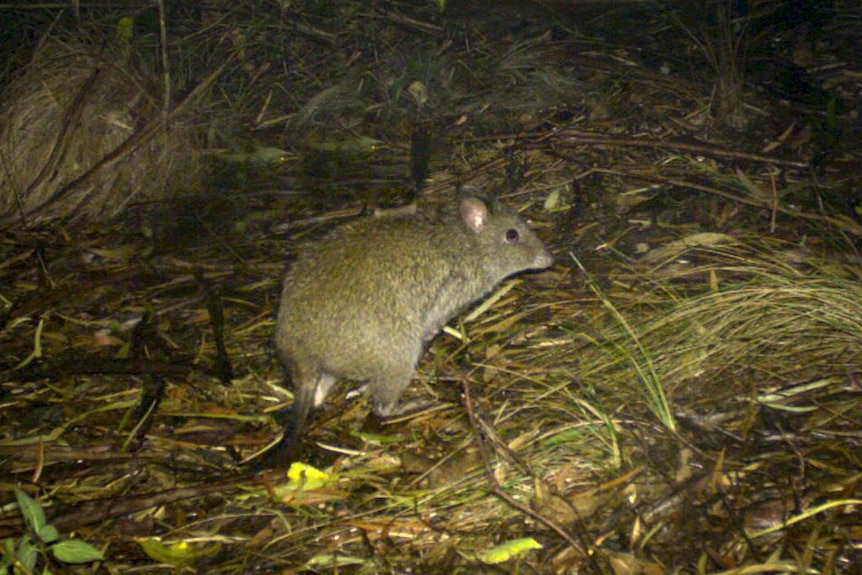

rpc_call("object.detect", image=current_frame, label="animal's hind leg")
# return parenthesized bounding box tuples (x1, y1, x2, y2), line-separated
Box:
(368, 359, 428, 419)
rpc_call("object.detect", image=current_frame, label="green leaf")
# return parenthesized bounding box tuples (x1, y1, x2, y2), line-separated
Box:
(0, 539, 11, 568)
(138, 538, 221, 567)
(18, 535, 38, 570)
(3, 536, 14, 557)
(50, 539, 104, 563)
(284, 462, 336, 491)
(38, 524, 59, 544)
(115, 16, 134, 45)
(350, 429, 404, 445)
(14, 489, 46, 532)
(305, 554, 367, 568)
(476, 537, 543, 564)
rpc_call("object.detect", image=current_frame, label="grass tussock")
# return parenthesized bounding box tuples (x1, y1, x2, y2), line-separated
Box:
(0, 34, 206, 228)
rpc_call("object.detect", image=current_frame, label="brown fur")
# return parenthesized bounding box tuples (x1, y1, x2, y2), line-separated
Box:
(273, 197, 553, 458)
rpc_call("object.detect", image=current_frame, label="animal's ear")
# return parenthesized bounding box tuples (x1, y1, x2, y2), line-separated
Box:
(460, 197, 489, 232)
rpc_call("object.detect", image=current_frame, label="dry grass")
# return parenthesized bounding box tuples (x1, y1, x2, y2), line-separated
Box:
(1, 1, 861, 574)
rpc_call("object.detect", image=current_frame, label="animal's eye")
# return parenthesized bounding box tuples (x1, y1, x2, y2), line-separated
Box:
(505, 229, 520, 243)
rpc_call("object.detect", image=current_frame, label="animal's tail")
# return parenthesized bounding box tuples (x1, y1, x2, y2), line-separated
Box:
(249, 366, 316, 471)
